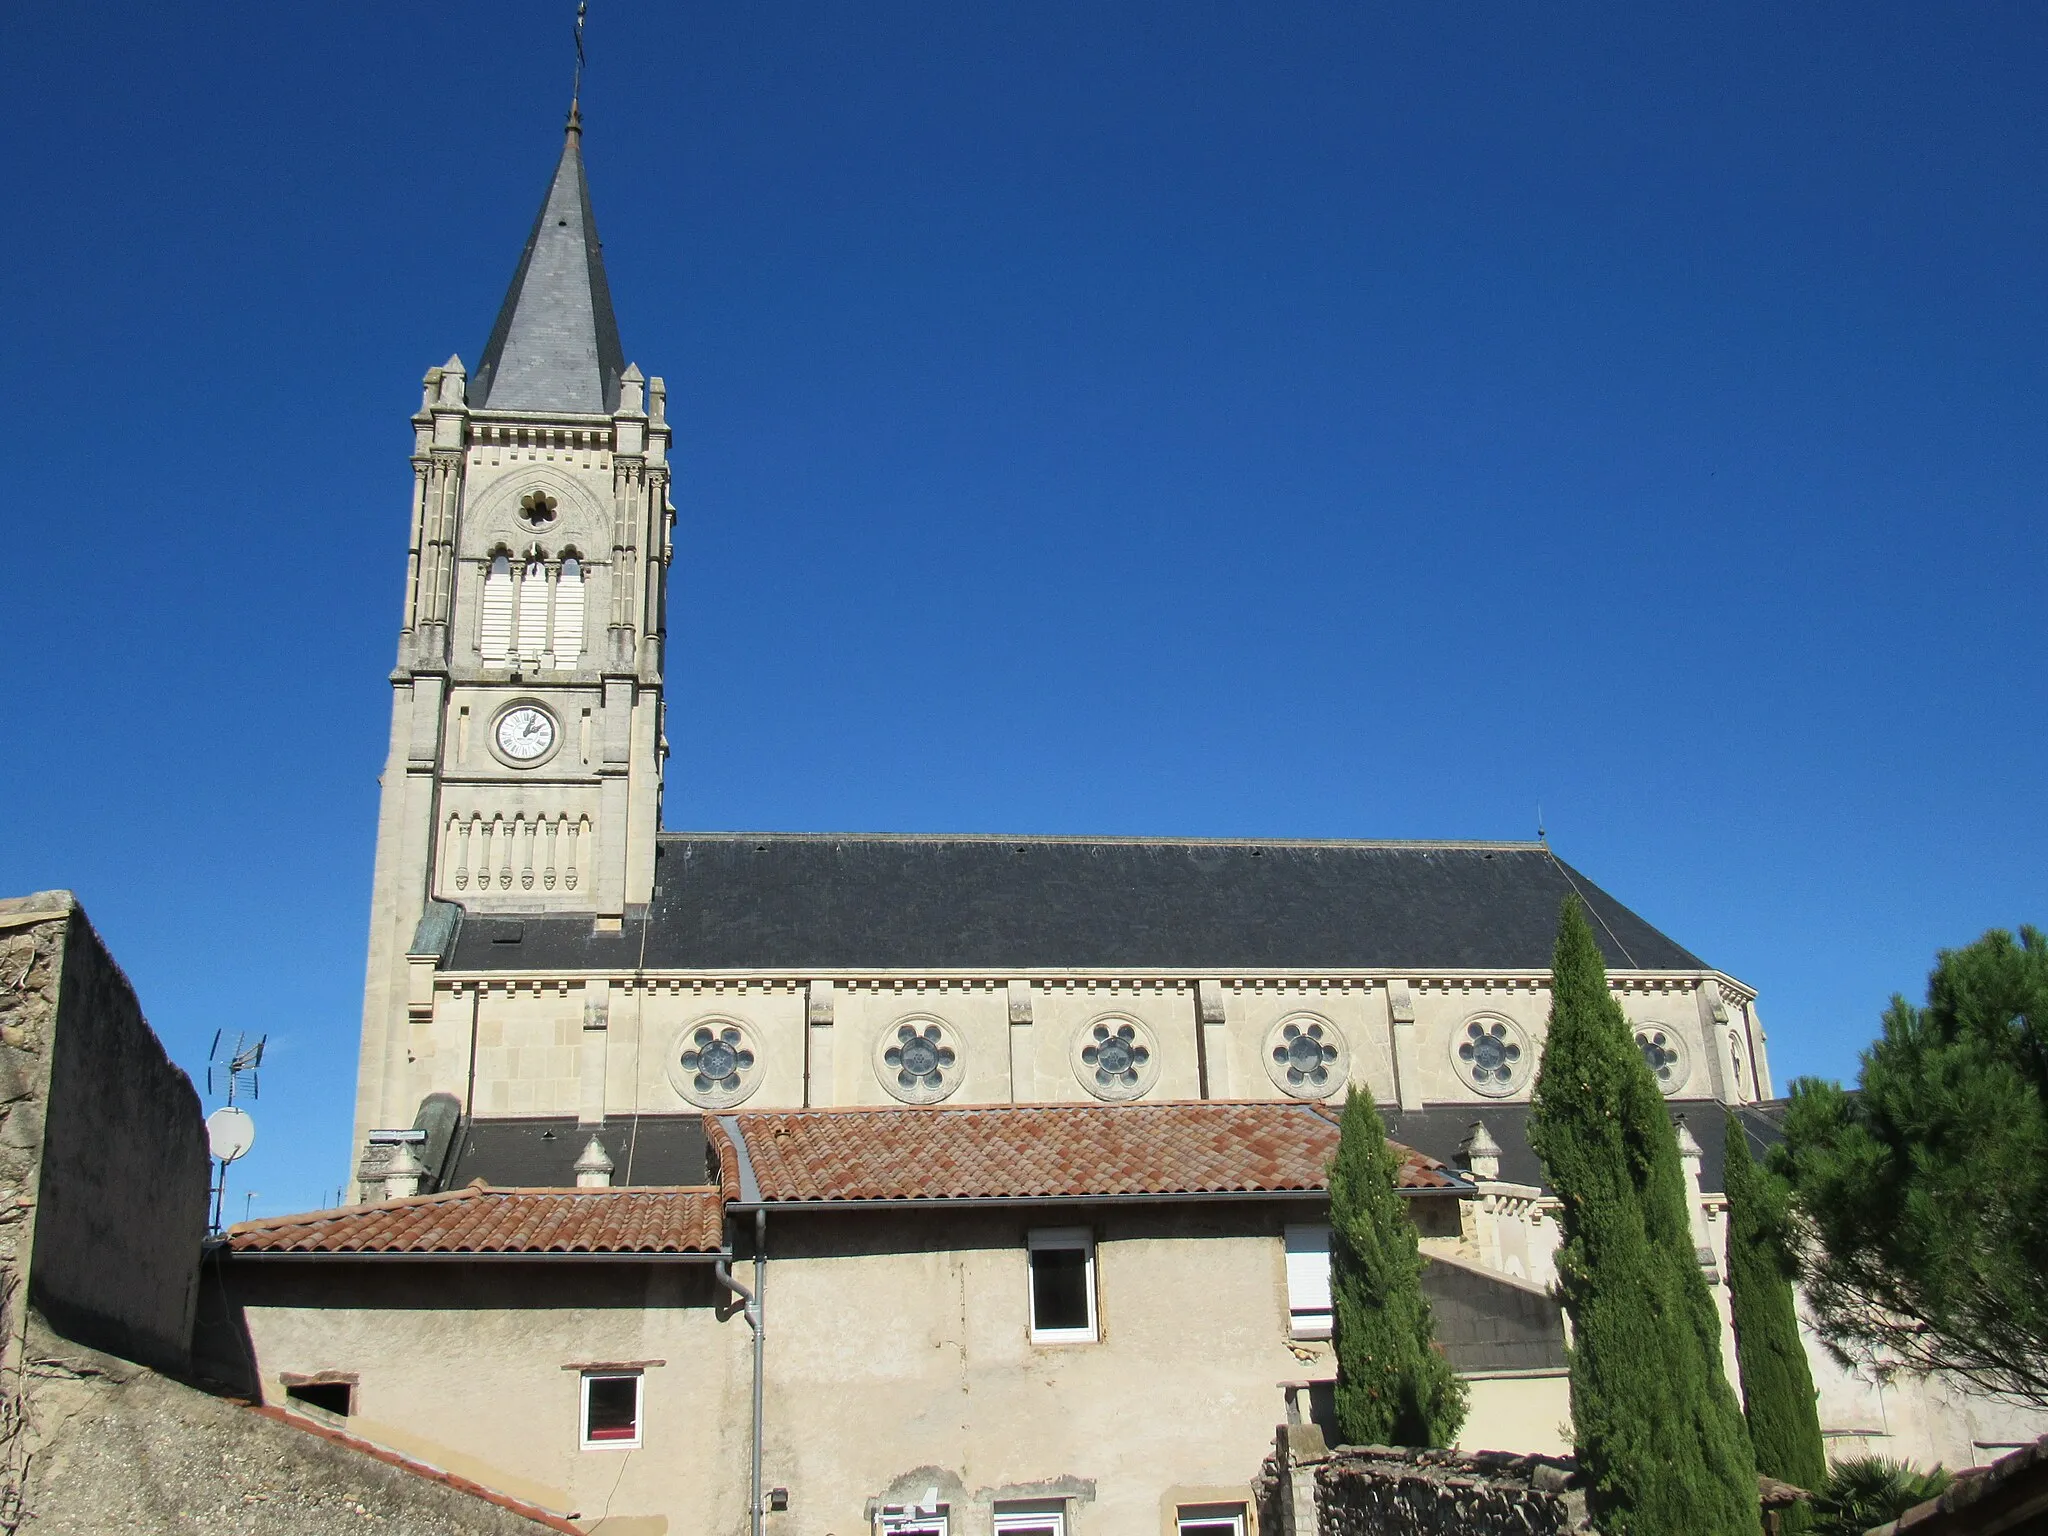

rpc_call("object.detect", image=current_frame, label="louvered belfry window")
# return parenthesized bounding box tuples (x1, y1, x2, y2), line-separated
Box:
(517, 557, 550, 661)
(479, 554, 514, 663)
(552, 556, 585, 668)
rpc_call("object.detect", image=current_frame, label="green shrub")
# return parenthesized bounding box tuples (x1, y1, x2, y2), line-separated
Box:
(1808, 1456, 1950, 1536)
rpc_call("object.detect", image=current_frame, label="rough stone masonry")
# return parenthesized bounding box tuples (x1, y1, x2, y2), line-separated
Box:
(0, 893, 573, 1533)
(1257, 1425, 1593, 1536)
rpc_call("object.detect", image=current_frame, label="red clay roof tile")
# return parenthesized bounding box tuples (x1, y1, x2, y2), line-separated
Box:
(708, 1101, 1462, 1205)
(228, 1185, 725, 1256)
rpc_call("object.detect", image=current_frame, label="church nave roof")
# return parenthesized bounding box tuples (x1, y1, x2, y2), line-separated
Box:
(447, 833, 1709, 975)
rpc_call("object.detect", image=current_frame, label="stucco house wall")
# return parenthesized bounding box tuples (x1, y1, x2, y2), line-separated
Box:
(755, 1205, 1321, 1536)
(229, 1259, 748, 1530)
(227, 1197, 1568, 1536)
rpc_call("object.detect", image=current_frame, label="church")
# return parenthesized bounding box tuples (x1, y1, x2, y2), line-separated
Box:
(212, 105, 2044, 1536)
(348, 106, 1772, 1191)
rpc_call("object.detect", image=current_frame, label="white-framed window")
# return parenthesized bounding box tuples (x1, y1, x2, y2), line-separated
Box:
(1027, 1227, 1097, 1343)
(993, 1499, 1066, 1536)
(1177, 1504, 1247, 1536)
(580, 1370, 642, 1449)
(877, 1507, 948, 1535)
(1285, 1222, 1333, 1339)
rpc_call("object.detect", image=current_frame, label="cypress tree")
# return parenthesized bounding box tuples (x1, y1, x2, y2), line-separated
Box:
(1724, 1115, 1826, 1530)
(1527, 897, 1760, 1535)
(1329, 1085, 1468, 1446)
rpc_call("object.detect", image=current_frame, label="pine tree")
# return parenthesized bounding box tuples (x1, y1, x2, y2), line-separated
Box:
(1527, 896, 1760, 1535)
(1776, 926, 2048, 1404)
(1723, 1115, 1826, 1531)
(1329, 1085, 1467, 1446)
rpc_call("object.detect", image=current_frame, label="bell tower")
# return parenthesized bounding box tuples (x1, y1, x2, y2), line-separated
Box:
(355, 106, 671, 1142)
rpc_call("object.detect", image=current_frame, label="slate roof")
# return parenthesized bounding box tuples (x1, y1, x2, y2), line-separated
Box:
(1381, 1098, 1789, 1197)
(469, 113, 626, 416)
(448, 834, 1707, 974)
(707, 1101, 1464, 1207)
(440, 1114, 709, 1190)
(227, 1185, 724, 1257)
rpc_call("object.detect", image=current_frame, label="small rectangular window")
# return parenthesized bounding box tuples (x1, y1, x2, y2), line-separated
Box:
(877, 1507, 948, 1535)
(1027, 1228, 1097, 1343)
(284, 1380, 353, 1417)
(993, 1499, 1065, 1536)
(1285, 1223, 1333, 1339)
(1177, 1504, 1247, 1536)
(581, 1370, 642, 1449)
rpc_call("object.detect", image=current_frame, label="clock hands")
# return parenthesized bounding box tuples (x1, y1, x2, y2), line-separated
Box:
(497, 708, 553, 760)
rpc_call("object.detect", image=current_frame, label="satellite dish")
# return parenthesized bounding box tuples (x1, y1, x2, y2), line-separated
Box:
(207, 1106, 256, 1163)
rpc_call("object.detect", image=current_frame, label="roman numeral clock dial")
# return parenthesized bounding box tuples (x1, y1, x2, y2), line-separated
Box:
(493, 705, 556, 763)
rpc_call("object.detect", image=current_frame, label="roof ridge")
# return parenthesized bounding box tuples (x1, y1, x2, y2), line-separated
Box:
(228, 1184, 484, 1232)
(485, 1184, 720, 1196)
(730, 1098, 1343, 1119)
(660, 830, 1549, 851)
(229, 1183, 725, 1235)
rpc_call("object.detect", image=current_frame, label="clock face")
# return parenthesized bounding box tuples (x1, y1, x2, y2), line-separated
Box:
(495, 705, 556, 763)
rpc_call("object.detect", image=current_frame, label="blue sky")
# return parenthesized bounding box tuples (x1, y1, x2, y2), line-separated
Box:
(4, 5, 2043, 1218)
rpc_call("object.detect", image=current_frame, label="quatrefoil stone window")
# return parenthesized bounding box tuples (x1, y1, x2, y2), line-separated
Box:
(1262, 1014, 1349, 1099)
(667, 1018, 763, 1109)
(1455, 1014, 1529, 1098)
(1634, 1024, 1691, 1095)
(1071, 1014, 1160, 1102)
(874, 1016, 963, 1105)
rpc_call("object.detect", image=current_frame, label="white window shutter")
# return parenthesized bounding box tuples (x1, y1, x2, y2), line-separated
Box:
(1284, 1224, 1332, 1333)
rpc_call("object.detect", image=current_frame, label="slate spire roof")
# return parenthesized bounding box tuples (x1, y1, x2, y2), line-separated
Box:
(470, 106, 627, 416)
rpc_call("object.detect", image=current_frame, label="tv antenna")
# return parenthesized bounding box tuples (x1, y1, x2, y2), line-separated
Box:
(205, 1032, 266, 1233)
(208, 1030, 265, 1106)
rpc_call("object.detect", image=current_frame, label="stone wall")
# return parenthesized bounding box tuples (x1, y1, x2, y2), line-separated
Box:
(1256, 1430, 1592, 1536)
(0, 892, 210, 1376)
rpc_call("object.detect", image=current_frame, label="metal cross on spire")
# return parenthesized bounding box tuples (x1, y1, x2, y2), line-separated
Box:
(571, 1, 588, 115)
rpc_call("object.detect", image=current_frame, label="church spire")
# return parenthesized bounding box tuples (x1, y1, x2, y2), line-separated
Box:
(469, 106, 626, 415)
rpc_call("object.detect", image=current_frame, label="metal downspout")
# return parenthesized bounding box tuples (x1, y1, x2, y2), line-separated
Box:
(752, 1207, 766, 1536)
(715, 1214, 767, 1536)
(716, 1116, 768, 1536)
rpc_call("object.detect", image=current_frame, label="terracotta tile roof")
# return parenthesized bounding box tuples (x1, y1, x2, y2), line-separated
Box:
(708, 1101, 1465, 1205)
(228, 1184, 725, 1256)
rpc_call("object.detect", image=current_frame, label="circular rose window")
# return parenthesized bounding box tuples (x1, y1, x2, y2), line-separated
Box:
(1263, 1014, 1349, 1099)
(1071, 1014, 1160, 1102)
(667, 1018, 763, 1109)
(874, 1016, 964, 1105)
(1454, 1014, 1529, 1098)
(1634, 1024, 1690, 1095)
